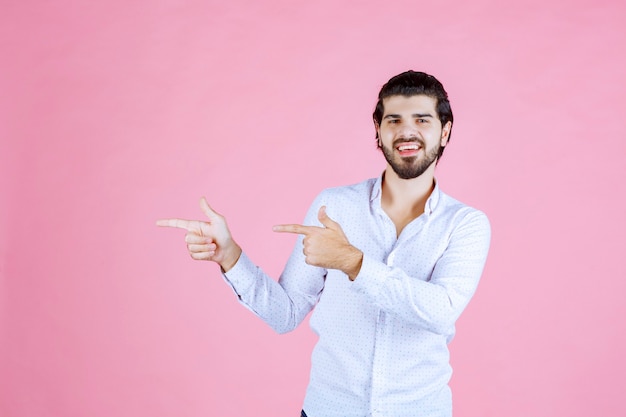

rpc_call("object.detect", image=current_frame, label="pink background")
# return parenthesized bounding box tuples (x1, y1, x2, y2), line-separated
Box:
(2, 0, 625, 416)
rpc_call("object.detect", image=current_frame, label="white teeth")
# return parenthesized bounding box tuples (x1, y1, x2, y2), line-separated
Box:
(398, 144, 419, 151)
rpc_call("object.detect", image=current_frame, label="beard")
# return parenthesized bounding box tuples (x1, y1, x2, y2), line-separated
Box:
(380, 139, 441, 180)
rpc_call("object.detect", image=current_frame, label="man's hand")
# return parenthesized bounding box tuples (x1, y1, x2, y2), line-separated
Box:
(273, 206, 363, 280)
(156, 198, 242, 272)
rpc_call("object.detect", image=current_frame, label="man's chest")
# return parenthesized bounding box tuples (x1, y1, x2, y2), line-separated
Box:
(338, 211, 452, 281)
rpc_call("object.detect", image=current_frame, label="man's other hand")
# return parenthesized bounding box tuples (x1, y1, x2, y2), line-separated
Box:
(157, 198, 242, 272)
(273, 206, 363, 280)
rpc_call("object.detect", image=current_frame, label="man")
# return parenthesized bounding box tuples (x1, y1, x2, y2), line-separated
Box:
(157, 71, 491, 417)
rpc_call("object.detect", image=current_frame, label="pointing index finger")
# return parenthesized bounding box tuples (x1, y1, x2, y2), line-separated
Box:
(272, 224, 317, 235)
(156, 218, 194, 230)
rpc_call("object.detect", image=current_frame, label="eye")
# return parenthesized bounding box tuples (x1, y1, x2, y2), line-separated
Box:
(388, 119, 400, 124)
(417, 118, 428, 124)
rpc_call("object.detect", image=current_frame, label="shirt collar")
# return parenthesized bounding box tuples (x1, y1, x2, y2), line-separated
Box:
(370, 174, 383, 204)
(426, 179, 441, 216)
(370, 174, 442, 216)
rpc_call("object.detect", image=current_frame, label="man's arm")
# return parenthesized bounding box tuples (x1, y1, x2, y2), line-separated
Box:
(353, 210, 490, 336)
(274, 207, 490, 336)
(157, 197, 326, 334)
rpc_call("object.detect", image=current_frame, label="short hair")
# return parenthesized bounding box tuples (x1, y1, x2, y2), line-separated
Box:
(373, 70, 454, 160)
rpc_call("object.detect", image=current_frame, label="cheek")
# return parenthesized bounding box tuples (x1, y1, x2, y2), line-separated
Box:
(380, 127, 396, 140)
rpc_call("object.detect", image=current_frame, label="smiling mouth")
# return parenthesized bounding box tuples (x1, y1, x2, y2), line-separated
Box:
(395, 141, 423, 157)
(396, 143, 420, 151)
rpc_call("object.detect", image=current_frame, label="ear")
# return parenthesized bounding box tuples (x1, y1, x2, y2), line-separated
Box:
(440, 121, 452, 147)
(374, 121, 381, 145)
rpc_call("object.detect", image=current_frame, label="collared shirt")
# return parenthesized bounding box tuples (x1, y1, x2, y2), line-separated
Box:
(223, 176, 491, 417)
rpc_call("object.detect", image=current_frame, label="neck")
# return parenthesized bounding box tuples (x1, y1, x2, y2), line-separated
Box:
(381, 163, 436, 215)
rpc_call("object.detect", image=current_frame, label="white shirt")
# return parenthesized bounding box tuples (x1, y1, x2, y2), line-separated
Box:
(223, 176, 491, 417)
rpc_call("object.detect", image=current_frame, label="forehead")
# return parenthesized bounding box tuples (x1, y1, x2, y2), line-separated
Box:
(382, 94, 438, 116)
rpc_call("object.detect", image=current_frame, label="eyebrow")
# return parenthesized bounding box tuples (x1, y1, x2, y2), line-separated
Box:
(383, 113, 434, 119)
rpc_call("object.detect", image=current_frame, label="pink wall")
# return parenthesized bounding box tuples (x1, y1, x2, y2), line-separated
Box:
(2, 0, 625, 416)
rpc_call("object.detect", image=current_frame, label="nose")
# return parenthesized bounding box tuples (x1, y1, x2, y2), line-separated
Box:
(398, 123, 418, 138)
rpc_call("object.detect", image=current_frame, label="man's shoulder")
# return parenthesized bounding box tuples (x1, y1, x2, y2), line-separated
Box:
(302, 178, 376, 225)
(438, 189, 469, 210)
(317, 177, 377, 201)
(436, 188, 490, 227)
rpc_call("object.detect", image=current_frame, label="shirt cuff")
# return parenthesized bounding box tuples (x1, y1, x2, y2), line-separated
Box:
(222, 251, 258, 297)
(350, 255, 390, 300)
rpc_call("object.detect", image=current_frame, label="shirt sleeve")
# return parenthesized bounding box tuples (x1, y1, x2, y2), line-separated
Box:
(350, 209, 491, 336)
(221, 194, 328, 334)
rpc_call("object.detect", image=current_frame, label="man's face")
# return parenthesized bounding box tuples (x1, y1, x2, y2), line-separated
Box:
(376, 94, 451, 180)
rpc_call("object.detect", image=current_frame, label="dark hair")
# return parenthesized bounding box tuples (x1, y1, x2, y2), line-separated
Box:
(373, 70, 453, 160)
